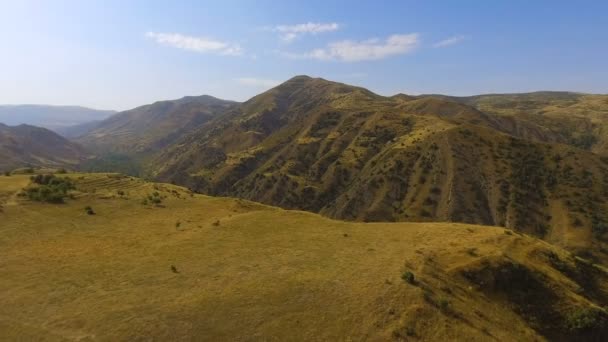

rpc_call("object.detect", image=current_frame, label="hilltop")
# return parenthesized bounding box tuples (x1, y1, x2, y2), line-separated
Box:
(1, 172, 607, 341)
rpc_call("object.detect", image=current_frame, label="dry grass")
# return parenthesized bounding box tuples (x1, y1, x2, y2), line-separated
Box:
(0, 174, 606, 341)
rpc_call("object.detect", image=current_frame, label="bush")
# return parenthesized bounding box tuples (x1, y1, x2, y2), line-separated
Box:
(142, 192, 163, 206)
(566, 307, 604, 332)
(24, 175, 74, 203)
(3, 171, 10, 176)
(401, 271, 415, 284)
(439, 298, 451, 312)
(56, 168, 67, 174)
(84, 206, 95, 215)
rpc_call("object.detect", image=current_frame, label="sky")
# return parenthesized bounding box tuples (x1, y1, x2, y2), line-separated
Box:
(1, 0, 607, 111)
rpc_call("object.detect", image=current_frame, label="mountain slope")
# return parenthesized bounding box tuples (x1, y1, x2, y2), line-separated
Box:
(0, 105, 115, 133)
(77, 95, 238, 155)
(151, 77, 608, 262)
(431, 92, 608, 155)
(1, 173, 607, 341)
(0, 123, 88, 171)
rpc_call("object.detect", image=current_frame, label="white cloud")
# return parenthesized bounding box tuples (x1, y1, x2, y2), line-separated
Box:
(271, 22, 340, 42)
(145, 32, 243, 56)
(283, 33, 419, 62)
(433, 35, 467, 48)
(235, 78, 281, 88)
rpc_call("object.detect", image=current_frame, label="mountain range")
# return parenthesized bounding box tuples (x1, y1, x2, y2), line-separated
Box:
(2, 75, 608, 262)
(0, 105, 115, 134)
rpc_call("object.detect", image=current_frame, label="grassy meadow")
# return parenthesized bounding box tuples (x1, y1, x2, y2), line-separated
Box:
(1, 173, 607, 341)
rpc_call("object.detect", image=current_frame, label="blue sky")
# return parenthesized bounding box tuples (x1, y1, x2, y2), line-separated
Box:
(1, 0, 607, 110)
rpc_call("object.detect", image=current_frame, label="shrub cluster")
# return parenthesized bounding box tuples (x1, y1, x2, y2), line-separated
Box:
(142, 191, 163, 205)
(24, 174, 74, 203)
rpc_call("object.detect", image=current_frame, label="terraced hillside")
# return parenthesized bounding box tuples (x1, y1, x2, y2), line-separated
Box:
(1, 172, 608, 341)
(148, 76, 608, 263)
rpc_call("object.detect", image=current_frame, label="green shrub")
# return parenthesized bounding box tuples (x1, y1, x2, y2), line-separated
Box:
(401, 271, 415, 284)
(56, 168, 67, 174)
(3, 171, 10, 176)
(565, 307, 604, 332)
(439, 298, 451, 312)
(143, 192, 163, 205)
(24, 175, 74, 203)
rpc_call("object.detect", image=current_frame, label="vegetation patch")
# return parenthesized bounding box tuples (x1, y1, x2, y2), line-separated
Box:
(23, 174, 74, 203)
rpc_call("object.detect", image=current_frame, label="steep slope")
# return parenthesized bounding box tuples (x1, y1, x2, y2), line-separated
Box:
(1, 173, 607, 341)
(77, 95, 238, 155)
(152, 77, 608, 262)
(0, 105, 115, 132)
(0, 123, 88, 171)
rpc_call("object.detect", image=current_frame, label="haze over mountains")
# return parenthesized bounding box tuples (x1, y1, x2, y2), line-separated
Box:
(0, 105, 115, 135)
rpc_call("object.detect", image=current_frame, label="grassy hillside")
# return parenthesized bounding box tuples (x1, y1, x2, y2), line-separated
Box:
(434, 92, 608, 156)
(149, 77, 608, 263)
(1, 172, 608, 341)
(0, 123, 88, 171)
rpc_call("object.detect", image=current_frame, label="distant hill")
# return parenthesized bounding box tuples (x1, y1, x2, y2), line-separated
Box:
(76, 95, 238, 155)
(0, 105, 115, 133)
(0, 123, 88, 171)
(55, 119, 104, 138)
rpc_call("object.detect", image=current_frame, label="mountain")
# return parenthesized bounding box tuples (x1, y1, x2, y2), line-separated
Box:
(429, 92, 608, 156)
(76, 95, 238, 155)
(147, 76, 608, 262)
(2, 172, 607, 341)
(54, 119, 104, 138)
(0, 123, 88, 171)
(0, 105, 115, 133)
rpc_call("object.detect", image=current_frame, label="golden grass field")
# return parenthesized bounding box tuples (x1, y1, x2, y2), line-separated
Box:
(1, 173, 607, 341)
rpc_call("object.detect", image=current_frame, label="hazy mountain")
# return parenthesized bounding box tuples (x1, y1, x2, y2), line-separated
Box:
(0, 105, 115, 133)
(76, 95, 239, 155)
(55, 119, 104, 138)
(0, 123, 88, 171)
